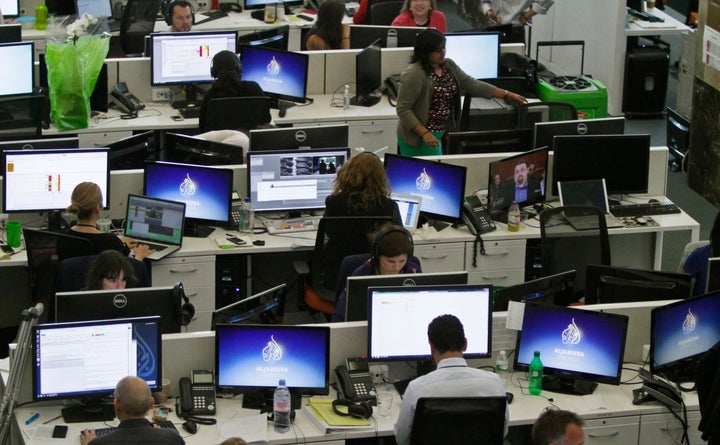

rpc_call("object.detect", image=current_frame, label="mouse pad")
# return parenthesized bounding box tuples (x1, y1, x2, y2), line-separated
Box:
(619, 216, 659, 228)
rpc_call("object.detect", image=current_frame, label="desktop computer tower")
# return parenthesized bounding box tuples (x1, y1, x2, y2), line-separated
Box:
(623, 44, 670, 116)
(216, 255, 249, 309)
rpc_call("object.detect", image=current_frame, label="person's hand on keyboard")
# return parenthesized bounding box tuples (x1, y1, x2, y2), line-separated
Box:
(80, 428, 97, 445)
(132, 243, 155, 260)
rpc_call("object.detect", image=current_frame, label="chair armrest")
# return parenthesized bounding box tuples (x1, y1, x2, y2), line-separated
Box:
(292, 259, 310, 276)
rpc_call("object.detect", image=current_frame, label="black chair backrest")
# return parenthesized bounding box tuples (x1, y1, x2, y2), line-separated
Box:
(56, 255, 150, 293)
(369, 1, 404, 25)
(0, 95, 44, 141)
(121, 0, 161, 55)
(410, 396, 507, 445)
(200, 96, 271, 132)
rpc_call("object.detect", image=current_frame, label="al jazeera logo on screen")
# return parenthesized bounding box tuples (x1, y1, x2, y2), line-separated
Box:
(257, 335, 288, 373)
(556, 318, 584, 358)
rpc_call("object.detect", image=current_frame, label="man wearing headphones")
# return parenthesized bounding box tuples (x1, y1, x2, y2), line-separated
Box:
(166, 0, 194, 32)
(394, 315, 509, 445)
(331, 225, 421, 322)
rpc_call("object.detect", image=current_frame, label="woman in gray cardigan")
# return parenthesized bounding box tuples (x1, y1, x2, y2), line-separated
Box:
(396, 28, 527, 156)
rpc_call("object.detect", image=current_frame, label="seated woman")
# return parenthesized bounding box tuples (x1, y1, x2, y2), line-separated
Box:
(62, 182, 153, 261)
(332, 225, 422, 322)
(391, 0, 447, 33)
(305, 0, 349, 50)
(682, 210, 720, 295)
(86, 250, 138, 290)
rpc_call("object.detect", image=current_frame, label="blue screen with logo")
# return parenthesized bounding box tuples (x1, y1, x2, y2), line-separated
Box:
(215, 324, 329, 394)
(514, 303, 628, 385)
(239, 45, 309, 103)
(383, 154, 467, 223)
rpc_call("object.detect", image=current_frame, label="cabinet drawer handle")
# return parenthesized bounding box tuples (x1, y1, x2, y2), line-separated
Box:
(419, 254, 448, 261)
(484, 250, 510, 256)
(480, 274, 509, 280)
(168, 268, 199, 273)
(587, 431, 620, 438)
(360, 128, 384, 134)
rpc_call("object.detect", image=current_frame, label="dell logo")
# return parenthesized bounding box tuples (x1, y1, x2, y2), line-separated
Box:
(402, 278, 417, 286)
(576, 123, 589, 135)
(294, 130, 307, 143)
(113, 294, 128, 308)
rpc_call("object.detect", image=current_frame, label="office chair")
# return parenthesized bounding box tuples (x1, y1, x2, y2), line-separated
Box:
(120, 0, 161, 56)
(515, 101, 578, 129)
(539, 206, 610, 302)
(409, 396, 506, 445)
(199, 96, 271, 133)
(56, 255, 150, 293)
(0, 95, 44, 141)
(369, 1, 403, 25)
(585, 264, 691, 305)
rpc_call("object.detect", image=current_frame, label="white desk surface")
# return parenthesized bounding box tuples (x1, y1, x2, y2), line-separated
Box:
(626, 7, 692, 36)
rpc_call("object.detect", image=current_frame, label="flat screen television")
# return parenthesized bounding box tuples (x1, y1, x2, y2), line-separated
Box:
(32, 316, 162, 423)
(487, 147, 548, 214)
(144, 161, 234, 237)
(0, 42, 34, 97)
(348, 25, 424, 49)
(345, 271, 469, 322)
(513, 302, 629, 395)
(249, 124, 349, 151)
(446, 129, 532, 155)
(215, 323, 330, 409)
(651, 291, 720, 383)
(368, 284, 492, 362)
(164, 132, 244, 165)
(240, 45, 309, 106)
(383, 153, 467, 229)
(351, 41, 382, 107)
(532, 116, 625, 149)
(585, 265, 692, 305)
(237, 25, 290, 51)
(551, 134, 651, 195)
(212, 283, 286, 328)
(444, 32, 500, 79)
(494, 270, 576, 311)
(55, 284, 185, 334)
(150, 31, 238, 108)
(247, 148, 349, 215)
(0, 24, 22, 43)
(106, 131, 155, 170)
(2, 148, 110, 230)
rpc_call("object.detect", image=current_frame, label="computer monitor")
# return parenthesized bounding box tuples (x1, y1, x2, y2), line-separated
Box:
(150, 31, 238, 108)
(446, 129, 532, 155)
(249, 124, 349, 151)
(106, 131, 155, 170)
(348, 25, 424, 49)
(55, 284, 185, 334)
(247, 148, 350, 215)
(2, 148, 110, 230)
(32, 316, 161, 423)
(585, 265, 692, 305)
(0, 0, 20, 17)
(0, 136, 80, 174)
(707, 257, 720, 293)
(351, 41, 382, 107)
(144, 161, 234, 237)
(75, 0, 113, 18)
(345, 271, 469, 322)
(551, 134, 651, 195)
(0, 42, 34, 97)
(240, 45, 309, 105)
(164, 132, 244, 165)
(651, 290, 720, 383)
(243, 0, 302, 10)
(532, 116, 625, 149)
(514, 302, 629, 395)
(237, 25, 289, 51)
(383, 153, 467, 228)
(212, 283, 286, 328)
(215, 323, 330, 409)
(46, 0, 75, 15)
(444, 32, 500, 79)
(0, 24, 22, 43)
(368, 284, 492, 362)
(494, 270, 576, 311)
(487, 147, 549, 213)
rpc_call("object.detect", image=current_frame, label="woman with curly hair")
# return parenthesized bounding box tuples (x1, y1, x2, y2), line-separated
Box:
(305, 0, 349, 50)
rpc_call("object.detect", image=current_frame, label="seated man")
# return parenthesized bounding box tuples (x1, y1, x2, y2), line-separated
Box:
(166, 0, 193, 32)
(493, 158, 542, 211)
(532, 408, 586, 445)
(393, 314, 508, 445)
(80, 376, 184, 445)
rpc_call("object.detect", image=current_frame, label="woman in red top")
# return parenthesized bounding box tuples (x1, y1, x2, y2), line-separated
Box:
(391, 0, 446, 32)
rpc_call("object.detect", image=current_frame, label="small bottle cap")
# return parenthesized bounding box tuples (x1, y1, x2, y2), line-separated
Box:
(279, 379, 286, 386)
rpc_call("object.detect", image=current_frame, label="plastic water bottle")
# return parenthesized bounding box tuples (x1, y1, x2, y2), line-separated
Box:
(507, 201, 521, 232)
(343, 84, 350, 110)
(495, 350, 508, 373)
(35, 3, 48, 30)
(273, 379, 291, 433)
(238, 197, 254, 236)
(528, 350, 543, 395)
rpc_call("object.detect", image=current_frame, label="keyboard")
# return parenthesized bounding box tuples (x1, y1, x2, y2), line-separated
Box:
(93, 421, 178, 438)
(141, 242, 168, 252)
(264, 217, 320, 234)
(179, 107, 200, 119)
(194, 10, 228, 24)
(610, 202, 680, 217)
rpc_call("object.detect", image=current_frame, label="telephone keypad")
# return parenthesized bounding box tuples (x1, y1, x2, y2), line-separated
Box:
(352, 372, 372, 396)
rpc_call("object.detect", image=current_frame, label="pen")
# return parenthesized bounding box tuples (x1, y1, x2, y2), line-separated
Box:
(42, 414, 63, 425)
(25, 412, 40, 425)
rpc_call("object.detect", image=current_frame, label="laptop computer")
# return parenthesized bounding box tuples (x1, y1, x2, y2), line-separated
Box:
(124, 194, 186, 260)
(557, 179, 624, 230)
(391, 193, 422, 230)
(75, 0, 120, 31)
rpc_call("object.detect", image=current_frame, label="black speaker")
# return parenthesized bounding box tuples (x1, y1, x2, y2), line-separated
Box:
(623, 44, 669, 116)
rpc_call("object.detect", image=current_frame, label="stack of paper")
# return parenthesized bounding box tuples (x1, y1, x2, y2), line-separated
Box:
(304, 399, 372, 433)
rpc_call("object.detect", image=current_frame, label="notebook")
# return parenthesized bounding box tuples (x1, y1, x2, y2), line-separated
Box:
(557, 179, 624, 230)
(391, 193, 422, 230)
(75, 0, 120, 31)
(124, 194, 186, 260)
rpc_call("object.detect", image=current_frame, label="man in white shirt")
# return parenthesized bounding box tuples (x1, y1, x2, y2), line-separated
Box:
(393, 314, 509, 445)
(481, 0, 554, 26)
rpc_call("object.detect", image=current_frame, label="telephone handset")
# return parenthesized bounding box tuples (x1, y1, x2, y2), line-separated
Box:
(385, 74, 401, 104)
(110, 82, 145, 113)
(335, 357, 377, 403)
(178, 370, 217, 416)
(462, 195, 496, 235)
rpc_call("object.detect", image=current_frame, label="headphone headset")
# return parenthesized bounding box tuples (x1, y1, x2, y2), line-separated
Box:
(164, 0, 195, 27)
(174, 282, 195, 327)
(371, 225, 414, 267)
(332, 399, 373, 419)
(210, 51, 241, 79)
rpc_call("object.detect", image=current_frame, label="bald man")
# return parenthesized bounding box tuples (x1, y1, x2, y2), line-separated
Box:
(532, 409, 585, 445)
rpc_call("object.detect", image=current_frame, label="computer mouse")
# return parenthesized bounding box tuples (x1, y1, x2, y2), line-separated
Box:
(506, 392, 514, 404)
(182, 420, 198, 435)
(634, 216, 648, 225)
(648, 198, 660, 204)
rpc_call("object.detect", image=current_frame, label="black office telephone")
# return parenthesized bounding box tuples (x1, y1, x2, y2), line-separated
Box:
(335, 357, 377, 404)
(110, 82, 145, 114)
(385, 74, 401, 103)
(178, 370, 217, 416)
(462, 195, 496, 235)
(633, 368, 683, 409)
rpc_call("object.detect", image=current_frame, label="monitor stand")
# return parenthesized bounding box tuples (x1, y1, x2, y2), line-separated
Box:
(61, 401, 115, 423)
(542, 376, 598, 396)
(419, 215, 450, 231)
(393, 359, 436, 396)
(350, 94, 381, 107)
(241, 389, 302, 410)
(184, 221, 215, 238)
(172, 84, 201, 109)
(47, 210, 70, 232)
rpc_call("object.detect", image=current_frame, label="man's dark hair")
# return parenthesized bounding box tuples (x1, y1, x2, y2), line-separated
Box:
(427, 314, 465, 353)
(170, 0, 192, 15)
(531, 409, 584, 445)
